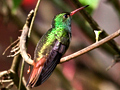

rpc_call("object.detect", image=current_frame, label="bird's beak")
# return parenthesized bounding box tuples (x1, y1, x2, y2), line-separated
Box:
(70, 5, 89, 16)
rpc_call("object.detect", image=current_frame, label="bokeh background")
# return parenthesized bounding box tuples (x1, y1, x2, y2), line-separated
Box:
(0, 0, 120, 90)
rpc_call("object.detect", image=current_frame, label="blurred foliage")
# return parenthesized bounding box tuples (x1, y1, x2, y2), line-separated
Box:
(12, 0, 22, 13)
(78, 0, 99, 14)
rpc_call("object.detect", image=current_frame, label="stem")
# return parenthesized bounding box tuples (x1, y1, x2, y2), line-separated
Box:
(10, 54, 21, 73)
(19, 59, 25, 90)
(9, 55, 27, 90)
(28, 0, 41, 37)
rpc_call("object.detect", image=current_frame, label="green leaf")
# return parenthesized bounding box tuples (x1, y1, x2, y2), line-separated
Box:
(78, 0, 99, 14)
(12, 0, 22, 14)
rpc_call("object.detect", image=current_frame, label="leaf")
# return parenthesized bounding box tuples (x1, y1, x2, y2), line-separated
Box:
(12, 0, 22, 14)
(78, 0, 99, 14)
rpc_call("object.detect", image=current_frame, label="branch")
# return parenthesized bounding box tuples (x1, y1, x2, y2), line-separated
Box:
(19, 10, 34, 65)
(28, 0, 41, 37)
(9, 55, 28, 90)
(2, 39, 19, 56)
(9, 69, 28, 90)
(18, 58, 25, 90)
(0, 10, 34, 90)
(60, 29, 120, 63)
(0, 71, 8, 77)
(19, 0, 41, 65)
(71, 0, 120, 54)
(0, 80, 12, 83)
(6, 82, 14, 89)
(0, 55, 27, 90)
(2, 0, 41, 66)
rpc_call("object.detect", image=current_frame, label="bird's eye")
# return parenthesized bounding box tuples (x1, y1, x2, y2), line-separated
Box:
(63, 14, 69, 18)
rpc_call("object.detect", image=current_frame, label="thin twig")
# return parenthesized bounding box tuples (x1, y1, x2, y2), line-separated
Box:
(6, 82, 14, 89)
(60, 29, 120, 63)
(18, 59, 25, 90)
(11, 46, 19, 53)
(2, 38, 19, 55)
(28, 0, 41, 37)
(7, 50, 20, 57)
(106, 55, 120, 70)
(0, 71, 8, 77)
(106, 62, 116, 71)
(1, 79, 12, 83)
(22, 77, 30, 90)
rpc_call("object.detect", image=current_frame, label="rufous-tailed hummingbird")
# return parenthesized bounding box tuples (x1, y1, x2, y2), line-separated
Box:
(27, 5, 89, 87)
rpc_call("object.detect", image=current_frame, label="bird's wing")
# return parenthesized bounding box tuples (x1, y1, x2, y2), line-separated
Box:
(26, 40, 67, 87)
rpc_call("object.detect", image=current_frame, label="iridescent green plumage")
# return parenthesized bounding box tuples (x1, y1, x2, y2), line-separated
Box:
(27, 12, 71, 87)
(27, 5, 89, 87)
(34, 13, 71, 62)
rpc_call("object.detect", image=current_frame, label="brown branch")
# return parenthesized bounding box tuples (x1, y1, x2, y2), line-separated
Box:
(60, 29, 120, 63)
(71, 0, 120, 54)
(19, 10, 34, 66)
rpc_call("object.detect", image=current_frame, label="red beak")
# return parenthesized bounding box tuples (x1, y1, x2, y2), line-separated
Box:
(70, 5, 89, 16)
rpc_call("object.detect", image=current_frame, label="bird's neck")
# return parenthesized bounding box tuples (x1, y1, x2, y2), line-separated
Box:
(52, 23, 71, 33)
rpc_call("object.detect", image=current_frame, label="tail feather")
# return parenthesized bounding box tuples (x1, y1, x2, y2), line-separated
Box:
(32, 51, 61, 87)
(26, 66, 43, 87)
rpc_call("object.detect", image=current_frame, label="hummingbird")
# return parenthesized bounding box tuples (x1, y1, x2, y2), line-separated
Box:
(26, 5, 89, 87)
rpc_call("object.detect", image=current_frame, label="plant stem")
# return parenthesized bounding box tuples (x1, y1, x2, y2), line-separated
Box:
(28, 0, 41, 37)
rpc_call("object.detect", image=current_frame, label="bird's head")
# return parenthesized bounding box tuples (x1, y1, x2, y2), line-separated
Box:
(52, 5, 89, 30)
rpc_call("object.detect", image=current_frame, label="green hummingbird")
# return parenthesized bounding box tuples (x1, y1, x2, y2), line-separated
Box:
(26, 5, 89, 87)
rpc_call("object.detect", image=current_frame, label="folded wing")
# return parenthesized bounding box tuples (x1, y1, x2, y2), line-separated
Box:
(27, 40, 67, 87)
